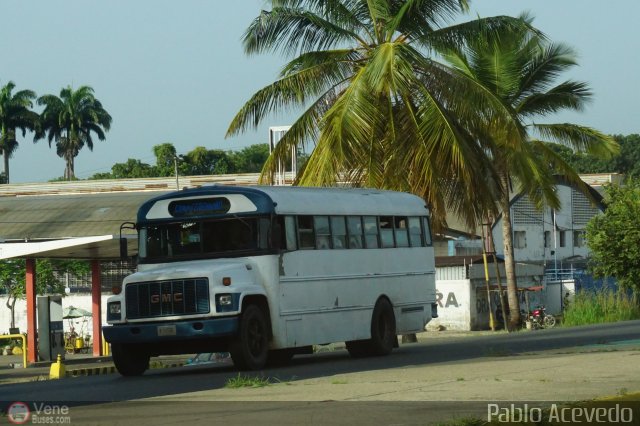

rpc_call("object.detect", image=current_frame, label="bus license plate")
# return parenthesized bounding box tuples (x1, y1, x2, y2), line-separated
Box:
(157, 325, 176, 336)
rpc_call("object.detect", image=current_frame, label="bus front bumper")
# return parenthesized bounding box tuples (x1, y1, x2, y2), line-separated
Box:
(102, 316, 239, 344)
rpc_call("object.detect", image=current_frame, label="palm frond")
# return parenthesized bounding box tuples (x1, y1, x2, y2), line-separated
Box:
(516, 80, 591, 117)
(530, 139, 601, 205)
(243, 7, 367, 56)
(227, 50, 357, 136)
(532, 123, 619, 157)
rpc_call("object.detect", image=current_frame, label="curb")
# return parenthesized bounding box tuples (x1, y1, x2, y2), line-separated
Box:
(65, 361, 186, 378)
(67, 366, 117, 377)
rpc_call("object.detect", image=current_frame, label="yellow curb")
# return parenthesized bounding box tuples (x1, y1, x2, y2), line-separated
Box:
(67, 366, 117, 377)
(65, 361, 185, 377)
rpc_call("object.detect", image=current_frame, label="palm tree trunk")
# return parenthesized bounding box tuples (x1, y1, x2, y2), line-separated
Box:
(64, 152, 75, 180)
(499, 174, 521, 330)
(3, 147, 10, 184)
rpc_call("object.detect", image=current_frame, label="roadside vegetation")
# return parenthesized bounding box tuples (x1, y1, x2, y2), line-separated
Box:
(563, 288, 640, 327)
(225, 373, 272, 388)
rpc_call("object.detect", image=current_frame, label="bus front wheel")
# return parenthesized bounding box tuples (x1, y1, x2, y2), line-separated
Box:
(111, 343, 150, 376)
(230, 304, 269, 370)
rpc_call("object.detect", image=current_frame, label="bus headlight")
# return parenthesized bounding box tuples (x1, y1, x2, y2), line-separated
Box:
(108, 302, 121, 321)
(215, 293, 239, 313)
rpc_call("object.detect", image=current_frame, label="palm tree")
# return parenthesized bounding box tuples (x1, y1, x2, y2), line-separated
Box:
(227, 0, 529, 229)
(36, 85, 112, 180)
(0, 82, 38, 183)
(442, 14, 618, 329)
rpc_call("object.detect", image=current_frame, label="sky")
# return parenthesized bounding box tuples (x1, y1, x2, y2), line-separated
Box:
(1, 0, 638, 184)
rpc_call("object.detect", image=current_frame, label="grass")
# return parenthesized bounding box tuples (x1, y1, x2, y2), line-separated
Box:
(331, 378, 348, 385)
(563, 288, 640, 327)
(225, 373, 272, 388)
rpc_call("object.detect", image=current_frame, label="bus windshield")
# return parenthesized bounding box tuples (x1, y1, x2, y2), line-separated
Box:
(138, 216, 271, 262)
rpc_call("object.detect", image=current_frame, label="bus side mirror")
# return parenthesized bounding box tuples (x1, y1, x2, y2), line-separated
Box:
(120, 237, 128, 259)
(119, 222, 136, 260)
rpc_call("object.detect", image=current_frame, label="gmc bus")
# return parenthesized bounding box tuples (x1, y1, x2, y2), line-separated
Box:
(103, 185, 437, 375)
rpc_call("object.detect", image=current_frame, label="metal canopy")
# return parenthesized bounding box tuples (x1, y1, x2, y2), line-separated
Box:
(0, 174, 268, 260)
(0, 191, 169, 260)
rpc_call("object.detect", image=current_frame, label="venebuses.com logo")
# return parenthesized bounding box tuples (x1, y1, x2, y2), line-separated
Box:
(6, 401, 71, 424)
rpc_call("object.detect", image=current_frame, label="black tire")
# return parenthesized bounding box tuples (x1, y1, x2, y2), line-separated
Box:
(346, 298, 396, 358)
(111, 343, 149, 376)
(267, 348, 295, 367)
(230, 304, 270, 370)
(369, 298, 396, 356)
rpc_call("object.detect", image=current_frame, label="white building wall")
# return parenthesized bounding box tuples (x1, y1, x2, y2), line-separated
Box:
(1, 294, 110, 339)
(492, 184, 601, 266)
(429, 280, 473, 331)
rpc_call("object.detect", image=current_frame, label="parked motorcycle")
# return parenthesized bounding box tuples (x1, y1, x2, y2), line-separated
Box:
(523, 306, 556, 329)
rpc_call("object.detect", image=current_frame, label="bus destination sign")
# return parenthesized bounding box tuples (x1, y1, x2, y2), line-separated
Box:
(168, 197, 231, 217)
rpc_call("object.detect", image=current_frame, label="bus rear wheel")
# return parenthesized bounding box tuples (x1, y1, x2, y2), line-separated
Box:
(347, 298, 396, 358)
(112, 343, 150, 376)
(230, 304, 269, 370)
(369, 298, 396, 356)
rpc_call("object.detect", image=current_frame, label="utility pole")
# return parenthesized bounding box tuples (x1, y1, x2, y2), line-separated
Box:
(174, 155, 179, 190)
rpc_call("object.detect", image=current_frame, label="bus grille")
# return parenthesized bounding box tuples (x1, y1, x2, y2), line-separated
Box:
(125, 278, 210, 319)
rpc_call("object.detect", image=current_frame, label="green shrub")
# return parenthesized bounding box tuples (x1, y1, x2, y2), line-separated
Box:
(563, 288, 640, 326)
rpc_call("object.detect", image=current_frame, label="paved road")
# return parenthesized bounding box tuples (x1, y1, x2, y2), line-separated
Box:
(1, 321, 639, 425)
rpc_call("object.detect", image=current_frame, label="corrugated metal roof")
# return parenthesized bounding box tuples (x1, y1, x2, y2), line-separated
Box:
(0, 173, 264, 198)
(0, 174, 265, 259)
(0, 192, 170, 240)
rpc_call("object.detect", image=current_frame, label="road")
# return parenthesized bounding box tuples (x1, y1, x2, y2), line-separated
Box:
(1, 320, 640, 425)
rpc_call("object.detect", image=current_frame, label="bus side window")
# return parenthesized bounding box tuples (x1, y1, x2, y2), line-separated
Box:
(297, 215, 315, 249)
(331, 216, 347, 249)
(314, 216, 331, 249)
(379, 216, 395, 248)
(284, 216, 297, 250)
(422, 216, 433, 246)
(394, 216, 409, 247)
(408, 217, 423, 247)
(347, 216, 364, 249)
(363, 216, 379, 248)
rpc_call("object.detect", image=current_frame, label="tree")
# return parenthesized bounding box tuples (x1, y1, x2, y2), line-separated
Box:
(542, 134, 640, 176)
(110, 159, 156, 179)
(227, 0, 532, 229)
(586, 180, 640, 293)
(0, 82, 38, 183)
(442, 15, 618, 328)
(0, 259, 89, 330)
(152, 143, 178, 177)
(181, 146, 232, 175)
(36, 85, 112, 180)
(228, 144, 270, 173)
(611, 134, 640, 177)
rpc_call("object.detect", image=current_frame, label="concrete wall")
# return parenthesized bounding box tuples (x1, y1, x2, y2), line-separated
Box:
(431, 262, 554, 331)
(429, 280, 473, 331)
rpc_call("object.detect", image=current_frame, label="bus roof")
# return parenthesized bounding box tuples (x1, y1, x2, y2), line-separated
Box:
(138, 185, 428, 222)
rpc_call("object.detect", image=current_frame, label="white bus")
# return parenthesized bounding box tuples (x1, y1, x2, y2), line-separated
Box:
(103, 186, 437, 375)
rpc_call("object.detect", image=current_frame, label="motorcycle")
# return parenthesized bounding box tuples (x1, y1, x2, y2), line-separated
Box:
(523, 306, 556, 329)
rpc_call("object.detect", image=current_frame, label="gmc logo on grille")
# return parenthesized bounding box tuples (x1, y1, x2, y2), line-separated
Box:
(150, 293, 183, 304)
